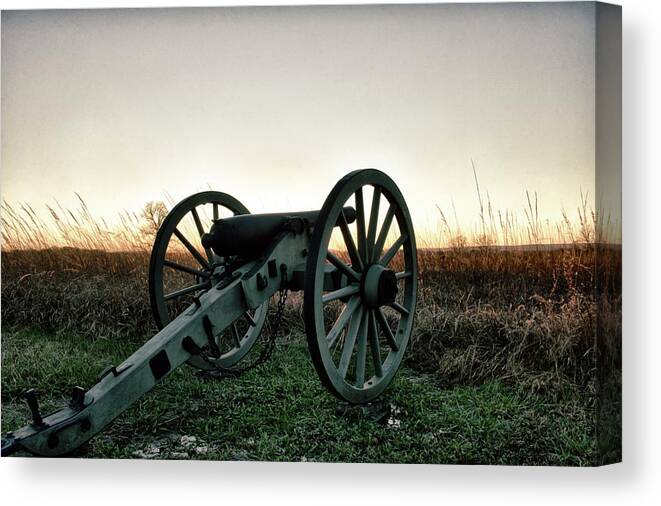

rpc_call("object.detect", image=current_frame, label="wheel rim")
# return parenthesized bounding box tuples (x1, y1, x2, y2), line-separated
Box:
(148, 191, 267, 369)
(304, 170, 418, 403)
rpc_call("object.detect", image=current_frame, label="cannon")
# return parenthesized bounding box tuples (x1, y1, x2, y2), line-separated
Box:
(1, 169, 418, 457)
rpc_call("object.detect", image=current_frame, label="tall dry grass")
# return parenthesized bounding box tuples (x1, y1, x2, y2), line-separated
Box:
(0, 188, 621, 396)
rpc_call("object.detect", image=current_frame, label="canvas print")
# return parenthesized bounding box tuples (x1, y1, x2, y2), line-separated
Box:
(0, 2, 621, 465)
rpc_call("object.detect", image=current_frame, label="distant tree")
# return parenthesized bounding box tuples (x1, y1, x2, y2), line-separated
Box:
(140, 201, 168, 236)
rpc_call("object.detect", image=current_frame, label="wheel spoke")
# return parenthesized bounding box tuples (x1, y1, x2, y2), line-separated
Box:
(322, 284, 360, 304)
(173, 228, 210, 271)
(164, 281, 210, 301)
(163, 259, 211, 278)
(379, 234, 408, 267)
(388, 301, 410, 316)
(326, 252, 360, 282)
(326, 296, 361, 348)
(338, 210, 364, 272)
(213, 203, 219, 221)
(354, 311, 369, 388)
(338, 308, 364, 379)
(372, 205, 395, 263)
(243, 312, 257, 327)
(232, 323, 241, 347)
(376, 307, 399, 351)
(395, 271, 412, 280)
(366, 187, 382, 261)
(354, 188, 367, 263)
(368, 310, 383, 377)
(191, 207, 205, 238)
(191, 208, 214, 263)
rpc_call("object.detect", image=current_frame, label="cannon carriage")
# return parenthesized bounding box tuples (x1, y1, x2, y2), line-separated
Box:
(2, 169, 418, 456)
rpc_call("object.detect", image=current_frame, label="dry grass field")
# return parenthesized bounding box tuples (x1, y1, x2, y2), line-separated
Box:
(0, 196, 621, 464)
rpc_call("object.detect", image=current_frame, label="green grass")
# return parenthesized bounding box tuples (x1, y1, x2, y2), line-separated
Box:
(1, 326, 595, 465)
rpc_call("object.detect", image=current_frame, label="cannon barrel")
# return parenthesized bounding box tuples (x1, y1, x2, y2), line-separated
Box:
(202, 206, 356, 259)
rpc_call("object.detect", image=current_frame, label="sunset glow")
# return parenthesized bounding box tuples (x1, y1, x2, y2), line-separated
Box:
(1, 4, 618, 247)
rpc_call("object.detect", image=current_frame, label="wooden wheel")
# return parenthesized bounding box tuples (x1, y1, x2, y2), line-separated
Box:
(149, 191, 267, 369)
(304, 169, 418, 403)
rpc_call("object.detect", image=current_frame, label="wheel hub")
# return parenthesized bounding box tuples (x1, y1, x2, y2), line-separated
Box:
(362, 264, 398, 308)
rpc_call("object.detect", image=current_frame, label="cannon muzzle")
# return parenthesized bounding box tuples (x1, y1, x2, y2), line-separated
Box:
(202, 206, 356, 259)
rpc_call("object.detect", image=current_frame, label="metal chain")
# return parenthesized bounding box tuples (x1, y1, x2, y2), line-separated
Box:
(196, 265, 289, 380)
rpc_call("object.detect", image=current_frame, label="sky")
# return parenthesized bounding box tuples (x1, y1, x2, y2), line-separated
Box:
(1, 3, 599, 243)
